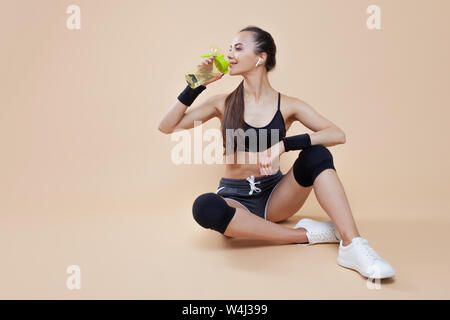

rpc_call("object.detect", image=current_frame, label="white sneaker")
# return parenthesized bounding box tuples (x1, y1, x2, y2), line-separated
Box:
(337, 237, 395, 279)
(294, 218, 341, 246)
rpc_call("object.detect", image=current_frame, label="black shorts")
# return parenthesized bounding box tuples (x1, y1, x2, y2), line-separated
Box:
(215, 170, 284, 220)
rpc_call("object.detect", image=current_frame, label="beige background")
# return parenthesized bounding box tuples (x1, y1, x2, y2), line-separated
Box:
(1, 0, 449, 299)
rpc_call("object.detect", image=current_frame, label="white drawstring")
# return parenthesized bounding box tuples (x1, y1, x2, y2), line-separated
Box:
(215, 186, 225, 194)
(246, 175, 261, 195)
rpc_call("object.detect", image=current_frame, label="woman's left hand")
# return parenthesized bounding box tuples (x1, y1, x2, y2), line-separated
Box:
(258, 141, 285, 176)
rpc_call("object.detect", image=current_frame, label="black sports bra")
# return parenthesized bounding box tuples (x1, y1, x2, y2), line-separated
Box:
(224, 92, 286, 153)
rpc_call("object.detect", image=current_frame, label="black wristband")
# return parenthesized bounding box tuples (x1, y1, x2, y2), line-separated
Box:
(177, 84, 207, 107)
(281, 133, 311, 151)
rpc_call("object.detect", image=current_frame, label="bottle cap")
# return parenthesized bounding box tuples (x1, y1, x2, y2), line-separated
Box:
(200, 45, 230, 74)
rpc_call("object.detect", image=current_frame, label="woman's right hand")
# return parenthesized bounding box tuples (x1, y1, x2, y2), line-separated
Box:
(198, 56, 225, 86)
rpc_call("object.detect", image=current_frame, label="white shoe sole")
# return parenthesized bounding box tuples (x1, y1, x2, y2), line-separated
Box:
(297, 240, 339, 246)
(337, 256, 395, 279)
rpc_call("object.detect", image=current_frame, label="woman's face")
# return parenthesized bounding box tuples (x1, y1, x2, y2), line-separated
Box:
(227, 31, 263, 76)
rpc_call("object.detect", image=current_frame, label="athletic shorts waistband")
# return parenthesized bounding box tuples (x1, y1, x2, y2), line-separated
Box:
(219, 169, 282, 187)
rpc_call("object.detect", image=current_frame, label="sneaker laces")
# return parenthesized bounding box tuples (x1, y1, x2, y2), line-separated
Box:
(308, 229, 335, 243)
(359, 239, 382, 262)
(246, 175, 261, 195)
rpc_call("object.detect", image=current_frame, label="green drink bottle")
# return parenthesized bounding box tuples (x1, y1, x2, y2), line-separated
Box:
(185, 45, 230, 89)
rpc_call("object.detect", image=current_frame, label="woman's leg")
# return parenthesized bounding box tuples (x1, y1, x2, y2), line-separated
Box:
(265, 145, 360, 246)
(313, 169, 360, 246)
(192, 192, 309, 244)
(223, 205, 309, 244)
(224, 203, 308, 243)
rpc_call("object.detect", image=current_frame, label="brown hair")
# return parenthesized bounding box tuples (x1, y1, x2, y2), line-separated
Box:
(221, 26, 277, 155)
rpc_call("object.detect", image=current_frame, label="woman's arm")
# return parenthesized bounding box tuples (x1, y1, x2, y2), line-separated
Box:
(282, 98, 346, 149)
(158, 55, 225, 134)
(158, 93, 222, 134)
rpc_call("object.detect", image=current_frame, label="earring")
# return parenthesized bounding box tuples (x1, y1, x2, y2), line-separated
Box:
(255, 57, 262, 67)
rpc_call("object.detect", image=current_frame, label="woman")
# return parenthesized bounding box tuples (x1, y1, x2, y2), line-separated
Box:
(158, 26, 395, 280)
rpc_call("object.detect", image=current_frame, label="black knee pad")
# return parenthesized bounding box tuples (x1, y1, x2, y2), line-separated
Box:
(293, 145, 336, 187)
(192, 193, 237, 234)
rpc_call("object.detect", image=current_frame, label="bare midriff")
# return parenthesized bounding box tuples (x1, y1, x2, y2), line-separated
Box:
(221, 150, 281, 179)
